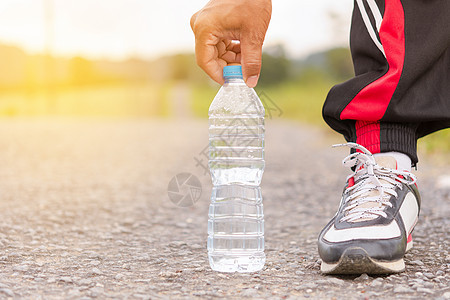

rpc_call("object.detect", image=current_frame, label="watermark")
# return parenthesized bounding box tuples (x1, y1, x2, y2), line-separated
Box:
(258, 91, 283, 119)
(167, 91, 281, 208)
(193, 91, 282, 176)
(167, 173, 202, 207)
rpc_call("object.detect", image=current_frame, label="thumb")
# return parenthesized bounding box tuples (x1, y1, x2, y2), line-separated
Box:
(240, 36, 263, 88)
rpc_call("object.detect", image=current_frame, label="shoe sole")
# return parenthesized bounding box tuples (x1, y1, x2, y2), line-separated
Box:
(320, 247, 405, 275)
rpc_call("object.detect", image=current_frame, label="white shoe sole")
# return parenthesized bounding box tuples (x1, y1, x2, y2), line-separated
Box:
(320, 234, 414, 275)
(320, 247, 406, 275)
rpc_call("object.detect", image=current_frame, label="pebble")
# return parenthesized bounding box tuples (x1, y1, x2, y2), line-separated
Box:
(47, 278, 56, 284)
(169, 241, 187, 247)
(90, 268, 103, 276)
(158, 271, 179, 278)
(412, 278, 424, 284)
(133, 294, 151, 300)
(193, 267, 205, 272)
(370, 278, 383, 287)
(416, 287, 433, 294)
(410, 260, 425, 266)
(354, 273, 370, 281)
(241, 288, 259, 297)
(58, 277, 73, 283)
(328, 278, 345, 286)
(89, 286, 104, 297)
(0, 288, 14, 297)
(302, 283, 318, 289)
(423, 272, 434, 279)
(393, 285, 411, 293)
(68, 288, 81, 296)
(78, 279, 93, 286)
(190, 244, 203, 250)
(115, 274, 125, 280)
(13, 265, 29, 272)
(89, 260, 101, 266)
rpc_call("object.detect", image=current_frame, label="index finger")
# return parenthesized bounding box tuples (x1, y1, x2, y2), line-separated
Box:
(195, 35, 226, 85)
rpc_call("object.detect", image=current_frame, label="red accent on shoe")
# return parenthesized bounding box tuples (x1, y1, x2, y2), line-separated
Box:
(348, 177, 355, 188)
(407, 233, 413, 244)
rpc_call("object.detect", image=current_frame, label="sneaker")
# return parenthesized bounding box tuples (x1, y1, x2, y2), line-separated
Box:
(318, 143, 420, 274)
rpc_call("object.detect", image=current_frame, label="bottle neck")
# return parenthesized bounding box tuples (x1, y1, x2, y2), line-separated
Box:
(224, 76, 245, 84)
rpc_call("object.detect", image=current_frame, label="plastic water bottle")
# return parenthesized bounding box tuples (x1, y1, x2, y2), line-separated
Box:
(207, 65, 265, 272)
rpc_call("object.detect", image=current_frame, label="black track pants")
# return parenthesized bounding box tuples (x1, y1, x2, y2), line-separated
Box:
(322, 0, 450, 164)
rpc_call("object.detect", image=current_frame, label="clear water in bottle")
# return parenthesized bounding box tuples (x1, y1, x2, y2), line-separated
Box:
(208, 65, 265, 272)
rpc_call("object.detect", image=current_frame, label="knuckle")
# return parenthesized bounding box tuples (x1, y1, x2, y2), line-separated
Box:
(190, 13, 198, 30)
(243, 57, 262, 70)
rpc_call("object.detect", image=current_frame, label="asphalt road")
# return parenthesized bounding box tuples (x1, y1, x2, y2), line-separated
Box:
(0, 118, 448, 299)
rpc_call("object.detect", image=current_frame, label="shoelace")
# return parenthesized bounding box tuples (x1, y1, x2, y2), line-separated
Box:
(333, 143, 417, 223)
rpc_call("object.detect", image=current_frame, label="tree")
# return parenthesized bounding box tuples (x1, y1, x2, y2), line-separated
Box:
(259, 44, 290, 86)
(325, 48, 354, 81)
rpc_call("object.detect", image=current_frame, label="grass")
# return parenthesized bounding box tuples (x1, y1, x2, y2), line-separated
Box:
(0, 82, 171, 118)
(190, 83, 218, 118)
(1, 80, 447, 160)
(189, 79, 449, 160)
(418, 128, 450, 159)
(255, 80, 334, 125)
(190, 79, 334, 124)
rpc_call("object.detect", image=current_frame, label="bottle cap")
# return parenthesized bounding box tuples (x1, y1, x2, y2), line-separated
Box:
(223, 65, 243, 78)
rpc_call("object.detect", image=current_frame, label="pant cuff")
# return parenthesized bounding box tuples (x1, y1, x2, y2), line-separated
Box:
(354, 121, 418, 165)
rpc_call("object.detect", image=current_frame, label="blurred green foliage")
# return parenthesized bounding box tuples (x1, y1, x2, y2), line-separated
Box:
(259, 44, 290, 86)
(0, 42, 448, 158)
(0, 83, 171, 117)
(188, 45, 448, 158)
(418, 129, 450, 161)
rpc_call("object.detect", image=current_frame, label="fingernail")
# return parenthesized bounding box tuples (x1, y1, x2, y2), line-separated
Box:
(246, 76, 258, 88)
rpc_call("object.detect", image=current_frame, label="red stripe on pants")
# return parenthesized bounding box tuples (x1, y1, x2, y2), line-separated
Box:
(355, 121, 381, 154)
(341, 0, 406, 121)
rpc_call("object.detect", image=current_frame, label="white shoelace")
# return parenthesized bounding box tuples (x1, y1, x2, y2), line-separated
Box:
(334, 143, 417, 223)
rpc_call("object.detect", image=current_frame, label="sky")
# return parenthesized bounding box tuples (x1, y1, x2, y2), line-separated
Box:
(0, 0, 354, 60)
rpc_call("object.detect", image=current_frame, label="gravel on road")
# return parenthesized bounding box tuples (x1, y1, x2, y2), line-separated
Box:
(0, 118, 448, 299)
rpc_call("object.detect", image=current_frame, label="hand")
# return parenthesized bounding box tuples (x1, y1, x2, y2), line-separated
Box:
(190, 0, 272, 87)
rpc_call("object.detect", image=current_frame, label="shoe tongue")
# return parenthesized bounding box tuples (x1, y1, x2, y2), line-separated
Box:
(349, 155, 398, 223)
(353, 155, 398, 181)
